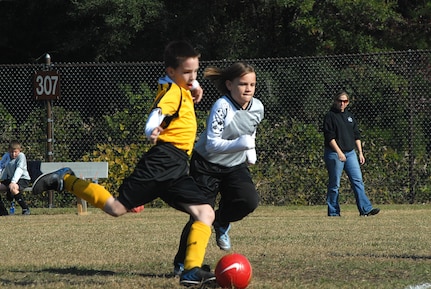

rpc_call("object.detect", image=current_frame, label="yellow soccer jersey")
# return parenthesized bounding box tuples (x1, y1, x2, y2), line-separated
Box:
(154, 82, 197, 155)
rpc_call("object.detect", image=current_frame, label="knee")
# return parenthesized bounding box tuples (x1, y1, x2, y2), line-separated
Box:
(245, 198, 259, 214)
(194, 205, 215, 226)
(203, 206, 215, 225)
(103, 198, 128, 217)
(242, 186, 259, 213)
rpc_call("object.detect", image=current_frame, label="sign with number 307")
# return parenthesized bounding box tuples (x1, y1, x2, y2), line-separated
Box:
(33, 70, 61, 100)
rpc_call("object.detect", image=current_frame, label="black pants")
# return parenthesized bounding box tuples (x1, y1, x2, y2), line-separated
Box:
(173, 152, 259, 265)
(1, 179, 30, 214)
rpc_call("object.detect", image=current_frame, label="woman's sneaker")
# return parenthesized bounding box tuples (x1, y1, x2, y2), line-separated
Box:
(361, 208, 380, 216)
(179, 267, 216, 287)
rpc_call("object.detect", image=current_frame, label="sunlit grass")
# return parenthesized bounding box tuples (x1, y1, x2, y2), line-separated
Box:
(0, 205, 431, 288)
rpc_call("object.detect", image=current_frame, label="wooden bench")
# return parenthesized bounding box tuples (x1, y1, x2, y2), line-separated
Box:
(25, 161, 108, 215)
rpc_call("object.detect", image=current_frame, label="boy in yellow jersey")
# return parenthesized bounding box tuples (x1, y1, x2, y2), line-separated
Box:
(32, 41, 216, 287)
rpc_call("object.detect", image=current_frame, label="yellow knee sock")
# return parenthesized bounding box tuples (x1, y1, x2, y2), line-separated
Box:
(64, 174, 112, 209)
(184, 221, 211, 270)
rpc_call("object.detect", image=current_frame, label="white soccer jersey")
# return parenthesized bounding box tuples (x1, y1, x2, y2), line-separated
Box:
(194, 94, 264, 167)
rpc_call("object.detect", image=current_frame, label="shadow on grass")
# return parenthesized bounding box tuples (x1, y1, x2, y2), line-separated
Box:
(11, 266, 177, 278)
(331, 252, 431, 260)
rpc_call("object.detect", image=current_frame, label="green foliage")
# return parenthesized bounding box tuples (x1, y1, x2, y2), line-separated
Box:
(0, 103, 17, 147)
(82, 143, 148, 193)
(290, 0, 404, 54)
(195, 109, 209, 135)
(251, 116, 431, 206)
(252, 118, 327, 205)
(81, 143, 168, 208)
(1, 0, 430, 62)
(92, 82, 154, 143)
(17, 106, 86, 161)
(68, 0, 164, 61)
(23, 190, 77, 209)
(360, 127, 409, 203)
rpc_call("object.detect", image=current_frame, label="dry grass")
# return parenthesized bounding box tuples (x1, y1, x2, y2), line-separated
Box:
(1, 205, 431, 288)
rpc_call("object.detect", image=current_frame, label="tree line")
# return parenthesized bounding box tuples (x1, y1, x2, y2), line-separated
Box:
(0, 0, 430, 64)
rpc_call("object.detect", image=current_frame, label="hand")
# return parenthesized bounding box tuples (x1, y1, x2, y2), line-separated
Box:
(338, 153, 346, 162)
(9, 182, 19, 194)
(237, 135, 255, 150)
(359, 153, 365, 165)
(149, 126, 164, 144)
(246, 149, 257, 164)
(191, 85, 203, 104)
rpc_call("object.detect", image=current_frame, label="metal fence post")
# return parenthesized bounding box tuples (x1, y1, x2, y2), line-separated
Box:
(45, 53, 54, 208)
(407, 50, 416, 204)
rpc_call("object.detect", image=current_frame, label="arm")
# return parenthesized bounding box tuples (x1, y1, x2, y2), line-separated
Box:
(145, 108, 165, 144)
(246, 101, 264, 165)
(0, 153, 9, 170)
(9, 154, 26, 193)
(323, 112, 346, 162)
(246, 131, 257, 164)
(190, 80, 203, 104)
(352, 115, 365, 164)
(328, 139, 346, 162)
(246, 148, 257, 164)
(207, 134, 255, 154)
(205, 101, 255, 154)
(355, 139, 365, 165)
(0, 153, 9, 179)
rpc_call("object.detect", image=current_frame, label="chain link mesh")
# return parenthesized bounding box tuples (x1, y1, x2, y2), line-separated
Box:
(0, 50, 430, 207)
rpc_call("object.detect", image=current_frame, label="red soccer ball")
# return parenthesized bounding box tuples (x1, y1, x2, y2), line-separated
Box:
(215, 253, 252, 289)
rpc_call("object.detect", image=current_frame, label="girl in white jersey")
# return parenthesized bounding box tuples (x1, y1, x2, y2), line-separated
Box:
(173, 61, 264, 275)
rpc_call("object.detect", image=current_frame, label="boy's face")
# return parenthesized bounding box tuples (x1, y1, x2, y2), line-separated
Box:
(167, 57, 199, 90)
(9, 148, 20, 159)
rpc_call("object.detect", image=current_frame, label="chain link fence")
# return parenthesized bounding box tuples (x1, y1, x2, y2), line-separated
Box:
(0, 50, 430, 208)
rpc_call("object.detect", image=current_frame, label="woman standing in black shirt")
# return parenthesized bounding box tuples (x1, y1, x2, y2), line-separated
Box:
(323, 91, 380, 217)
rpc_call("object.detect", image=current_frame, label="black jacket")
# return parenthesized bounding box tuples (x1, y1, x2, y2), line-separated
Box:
(323, 107, 360, 152)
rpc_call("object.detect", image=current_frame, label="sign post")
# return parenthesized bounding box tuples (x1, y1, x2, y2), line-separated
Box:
(33, 54, 60, 208)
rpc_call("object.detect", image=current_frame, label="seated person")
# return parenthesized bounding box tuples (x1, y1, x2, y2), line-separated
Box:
(0, 140, 31, 215)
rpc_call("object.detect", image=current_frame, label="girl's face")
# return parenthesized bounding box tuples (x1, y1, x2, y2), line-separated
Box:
(166, 57, 199, 90)
(226, 72, 256, 109)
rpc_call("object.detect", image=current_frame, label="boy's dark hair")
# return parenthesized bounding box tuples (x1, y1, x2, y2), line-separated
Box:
(163, 41, 200, 69)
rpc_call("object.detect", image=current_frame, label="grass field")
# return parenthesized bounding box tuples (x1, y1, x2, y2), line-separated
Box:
(1, 204, 431, 288)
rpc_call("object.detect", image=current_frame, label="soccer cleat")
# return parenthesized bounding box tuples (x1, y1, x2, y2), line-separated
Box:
(179, 267, 216, 287)
(174, 263, 210, 277)
(361, 208, 380, 217)
(214, 222, 231, 251)
(22, 208, 31, 215)
(174, 263, 184, 276)
(32, 167, 75, 194)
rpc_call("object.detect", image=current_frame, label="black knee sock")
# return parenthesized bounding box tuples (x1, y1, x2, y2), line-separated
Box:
(173, 217, 194, 266)
(14, 192, 29, 210)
